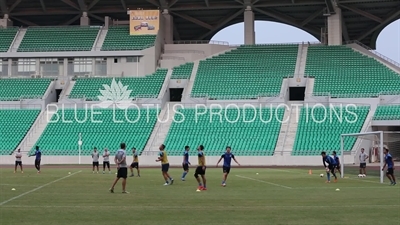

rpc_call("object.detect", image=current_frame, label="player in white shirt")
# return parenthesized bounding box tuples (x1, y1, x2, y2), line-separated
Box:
(92, 147, 100, 173)
(14, 149, 23, 173)
(102, 148, 111, 174)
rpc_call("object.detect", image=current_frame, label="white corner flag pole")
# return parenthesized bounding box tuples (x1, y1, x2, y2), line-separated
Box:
(78, 133, 82, 165)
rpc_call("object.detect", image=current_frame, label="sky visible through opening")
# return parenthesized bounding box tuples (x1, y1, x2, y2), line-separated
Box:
(212, 19, 400, 63)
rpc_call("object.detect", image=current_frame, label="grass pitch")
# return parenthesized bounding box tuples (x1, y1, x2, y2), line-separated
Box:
(0, 167, 399, 225)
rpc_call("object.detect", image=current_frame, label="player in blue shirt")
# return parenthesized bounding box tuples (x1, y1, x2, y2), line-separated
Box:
(181, 146, 191, 181)
(332, 151, 341, 175)
(382, 148, 396, 185)
(29, 146, 42, 173)
(216, 146, 240, 187)
(321, 151, 337, 183)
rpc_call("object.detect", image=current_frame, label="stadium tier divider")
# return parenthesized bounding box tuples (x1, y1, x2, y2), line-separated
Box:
(190, 44, 298, 99)
(164, 107, 285, 156)
(306, 45, 400, 98)
(0, 109, 41, 155)
(17, 26, 100, 52)
(30, 108, 160, 156)
(69, 69, 168, 100)
(292, 106, 370, 156)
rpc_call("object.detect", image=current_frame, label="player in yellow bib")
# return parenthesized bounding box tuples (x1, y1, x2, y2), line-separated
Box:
(155, 144, 174, 185)
(195, 145, 207, 190)
(129, 147, 140, 177)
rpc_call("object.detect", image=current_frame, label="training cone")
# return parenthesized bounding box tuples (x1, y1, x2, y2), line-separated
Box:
(308, 170, 312, 175)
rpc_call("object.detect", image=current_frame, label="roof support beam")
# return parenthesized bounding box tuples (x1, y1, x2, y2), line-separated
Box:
(120, 0, 127, 11)
(197, 9, 245, 40)
(146, 0, 160, 7)
(77, 0, 87, 11)
(11, 9, 81, 16)
(173, 22, 180, 40)
(171, 12, 212, 30)
(0, 0, 8, 14)
(357, 6, 400, 41)
(341, 15, 350, 41)
(9, 0, 22, 13)
(325, 0, 335, 15)
(88, 0, 101, 10)
(159, 0, 168, 9)
(40, 0, 46, 12)
(61, 0, 81, 11)
(235, 0, 244, 5)
(254, 7, 319, 36)
(301, 8, 324, 26)
(205, 0, 209, 7)
(61, 14, 81, 25)
(339, 4, 383, 23)
(88, 13, 105, 22)
(10, 16, 38, 26)
(169, 0, 179, 8)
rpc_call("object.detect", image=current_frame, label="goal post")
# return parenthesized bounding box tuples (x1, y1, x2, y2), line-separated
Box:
(340, 131, 384, 183)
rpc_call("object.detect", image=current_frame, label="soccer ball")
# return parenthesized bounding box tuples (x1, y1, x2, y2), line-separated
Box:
(358, 174, 364, 178)
(320, 174, 324, 177)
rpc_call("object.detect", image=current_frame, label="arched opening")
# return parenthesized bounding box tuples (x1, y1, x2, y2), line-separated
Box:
(376, 19, 400, 63)
(211, 21, 319, 45)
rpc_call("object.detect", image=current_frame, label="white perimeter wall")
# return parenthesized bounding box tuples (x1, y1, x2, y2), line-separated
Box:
(0, 155, 354, 166)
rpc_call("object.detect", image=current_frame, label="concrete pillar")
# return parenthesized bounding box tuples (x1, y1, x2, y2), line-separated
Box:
(162, 10, 173, 44)
(104, 16, 112, 29)
(80, 12, 90, 26)
(0, 14, 13, 28)
(244, 6, 255, 45)
(327, 7, 342, 45)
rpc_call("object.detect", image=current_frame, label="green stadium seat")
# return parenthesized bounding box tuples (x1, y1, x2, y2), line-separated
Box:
(0, 78, 51, 101)
(171, 62, 194, 79)
(30, 108, 159, 156)
(101, 26, 156, 51)
(18, 26, 99, 52)
(0, 109, 40, 155)
(373, 105, 400, 120)
(69, 69, 167, 100)
(306, 46, 400, 97)
(292, 106, 369, 156)
(0, 27, 18, 52)
(164, 107, 284, 156)
(191, 44, 298, 99)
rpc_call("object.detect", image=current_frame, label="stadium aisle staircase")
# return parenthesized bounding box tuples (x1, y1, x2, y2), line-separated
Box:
(18, 26, 99, 52)
(190, 44, 298, 99)
(0, 78, 51, 101)
(101, 26, 156, 51)
(373, 105, 400, 120)
(30, 108, 159, 156)
(0, 27, 18, 52)
(171, 62, 194, 79)
(164, 107, 285, 156)
(306, 46, 400, 97)
(69, 69, 168, 100)
(292, 106, 370, 155)
(0, 109, 40, 155)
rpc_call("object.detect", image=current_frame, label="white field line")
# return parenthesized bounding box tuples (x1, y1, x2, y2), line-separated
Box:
(235, 175, 292, 189)
(0, 184, 39, 187)
(0, 170, 82, 206)
(1, 205, 398, 209)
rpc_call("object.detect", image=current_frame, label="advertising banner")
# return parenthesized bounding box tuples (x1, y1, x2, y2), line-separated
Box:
(129, 10, 160, 35)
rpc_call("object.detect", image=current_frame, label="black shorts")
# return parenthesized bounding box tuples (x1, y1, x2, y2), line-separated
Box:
(195, 166, 206, 175)
(223, 166, 231, 174)
(130, 162, 139, 169)
(15, 161, 22, 166)
(336, 164, 341, 170)
(182, 163, 189, 171)
(103, 161, 110, 167)
(161, 163, 169, 172)
(93, 162, 99, 167)
(360, 163, 366, 168)
(386, 168, 394, 175)
(328, 165, 335, 173)
(117, 167, 128, 179)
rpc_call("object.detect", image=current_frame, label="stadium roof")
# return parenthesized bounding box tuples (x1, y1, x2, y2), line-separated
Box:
(1, 0, 399, 48)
